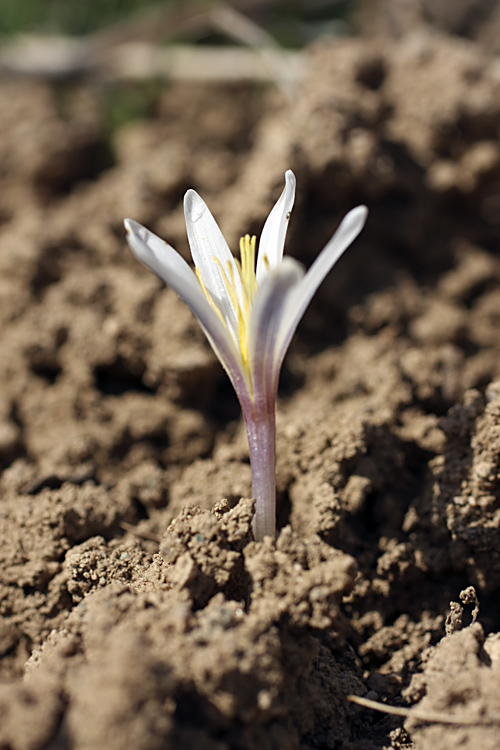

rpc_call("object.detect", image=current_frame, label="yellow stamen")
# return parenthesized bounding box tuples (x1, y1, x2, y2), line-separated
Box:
(196, 235, 258, 379)
(240, 234, 257, 303)
(195, 267, 224, 324)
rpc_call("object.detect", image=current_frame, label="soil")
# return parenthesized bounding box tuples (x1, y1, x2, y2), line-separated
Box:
(1, 22, 500, 750)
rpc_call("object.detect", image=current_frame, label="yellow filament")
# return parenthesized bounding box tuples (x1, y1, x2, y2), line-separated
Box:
(239, 234, 257, 304)
(195, 267, 224, 324)
(196, 235, 258, 376)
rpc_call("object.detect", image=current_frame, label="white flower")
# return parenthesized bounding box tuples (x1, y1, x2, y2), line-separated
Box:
(125, 170, 367, 540)
(125, 171, 366, 407)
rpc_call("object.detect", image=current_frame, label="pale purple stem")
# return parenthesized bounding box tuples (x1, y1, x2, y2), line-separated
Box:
(242, 401, 277, 541)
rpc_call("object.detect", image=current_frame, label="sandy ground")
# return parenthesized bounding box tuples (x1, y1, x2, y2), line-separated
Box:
(1, 24, 500, 750)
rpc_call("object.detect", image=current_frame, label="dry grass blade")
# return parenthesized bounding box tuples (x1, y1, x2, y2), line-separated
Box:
(349, 694, 500, 726)
(211, 4, 297, 99)
(0, 0, 302, 91)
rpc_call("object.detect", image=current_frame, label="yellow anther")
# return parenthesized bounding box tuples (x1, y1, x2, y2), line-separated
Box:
(195, 234, 259, 384)
(239, 235, 257, 302)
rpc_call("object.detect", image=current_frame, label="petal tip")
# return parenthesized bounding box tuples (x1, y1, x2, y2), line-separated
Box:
(344, 204, 368, 233)
(124, 218, 137, 234)
(284, 170, 296, 188)
(353, 204, 369, 221)
(276, 255, 305, 282)
(184, 189, 206, 223)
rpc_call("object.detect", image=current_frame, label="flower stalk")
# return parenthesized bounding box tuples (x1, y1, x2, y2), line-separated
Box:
(125, 171, 367, 541)
(244, 402, 276, 542)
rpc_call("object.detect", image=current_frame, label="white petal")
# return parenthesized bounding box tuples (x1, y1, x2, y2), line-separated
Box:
(249, 257, 304, 406)
(256, 170, 296, 285)
(275, 205, 368, 368)
(184, 190, 242, 342)
(124, 219, 249, 398)
(125, 218, 197, 292)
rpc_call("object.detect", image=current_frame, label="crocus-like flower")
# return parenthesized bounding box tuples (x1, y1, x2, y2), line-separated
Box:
(125, 171, 367, 541)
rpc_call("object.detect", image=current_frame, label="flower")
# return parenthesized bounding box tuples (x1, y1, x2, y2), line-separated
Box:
(125, 171, 367, 540)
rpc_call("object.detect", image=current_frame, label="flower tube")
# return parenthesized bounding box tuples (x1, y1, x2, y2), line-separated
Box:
(125, 171, 367, 540)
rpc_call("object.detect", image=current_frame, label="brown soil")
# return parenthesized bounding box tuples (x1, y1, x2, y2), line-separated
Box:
(1, 26, 500, 750)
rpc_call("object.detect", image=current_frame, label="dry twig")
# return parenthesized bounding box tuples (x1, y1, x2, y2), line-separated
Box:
(349, 694, 500, 726)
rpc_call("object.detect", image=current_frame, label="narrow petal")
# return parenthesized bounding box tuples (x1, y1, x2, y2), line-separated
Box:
(256, 170, 296, 285)
(184, 190, 243, 342)
(275, 205, 368, 369)
(249, 257, 304, 408)
(124, 219, 249, 398)
(125, 218, 199, 293)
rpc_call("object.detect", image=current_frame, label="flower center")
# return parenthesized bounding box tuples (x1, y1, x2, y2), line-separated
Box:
(196, 234, 258, 373)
